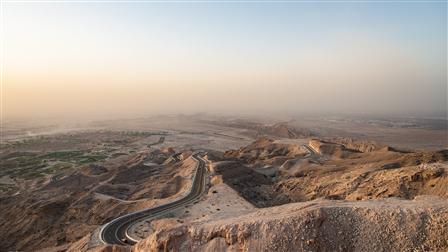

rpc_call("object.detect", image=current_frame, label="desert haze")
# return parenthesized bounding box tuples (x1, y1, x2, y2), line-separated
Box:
(3, 1, 447, 118)
(1, 1, 447, 252)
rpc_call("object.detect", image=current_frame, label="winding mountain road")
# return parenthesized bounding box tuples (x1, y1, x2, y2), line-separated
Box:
(147, 136, 165, 148)
(99, 154, 207, 246)
(302, 144, 319, 158)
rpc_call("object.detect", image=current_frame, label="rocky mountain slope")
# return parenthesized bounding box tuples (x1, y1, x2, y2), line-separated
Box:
(2, 132, 447, 252)
(0, 151, 196, 251)
(79, 137, 448, 252)
(88, 197, 448, 252)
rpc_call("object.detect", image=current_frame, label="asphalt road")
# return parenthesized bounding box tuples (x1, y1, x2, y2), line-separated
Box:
(99, 154, 207, 246)
(302, 144, 319, 158)
(147, 136, 165, 148)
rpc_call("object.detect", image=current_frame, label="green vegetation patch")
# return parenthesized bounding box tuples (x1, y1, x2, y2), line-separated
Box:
(41, 150, 85, 160)
(111, 152, 128, 158)
(77, 154, 108, 164)
(42, 162, 73, 174)
(41, 150, 109, 164)
(1, 150, 109, 180)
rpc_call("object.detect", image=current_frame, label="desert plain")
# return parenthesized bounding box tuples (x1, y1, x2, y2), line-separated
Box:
(0, 114, 447, 252)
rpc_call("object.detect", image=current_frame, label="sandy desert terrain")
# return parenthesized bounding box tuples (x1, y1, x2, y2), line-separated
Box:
(0, 114, 447, 252)
(3, 1, 446, 251)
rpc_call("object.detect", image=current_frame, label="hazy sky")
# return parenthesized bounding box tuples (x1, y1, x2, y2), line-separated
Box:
(2, 1, 447, 119)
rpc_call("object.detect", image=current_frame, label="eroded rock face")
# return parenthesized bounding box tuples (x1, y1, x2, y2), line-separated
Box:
(0, 153, 197, 252)
(217, 139, 448, 206)
(308, 139, 356, 158)
(255, 123, 312, 139)
(329, 137, 384, 153)
(224, 138, 308, 165)
(132, 197, 448, 252)
(64, 139, 448, 252)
